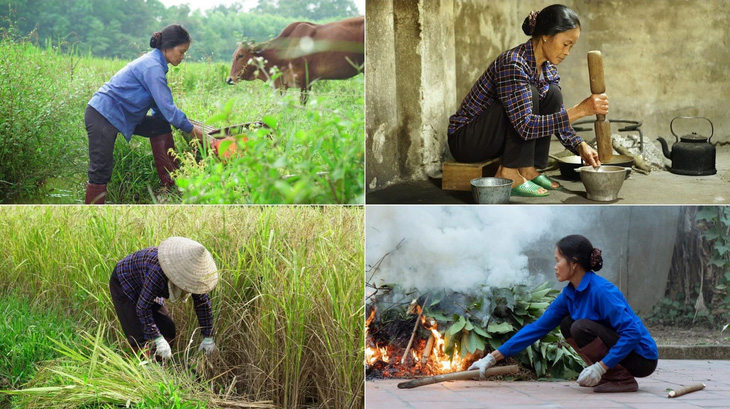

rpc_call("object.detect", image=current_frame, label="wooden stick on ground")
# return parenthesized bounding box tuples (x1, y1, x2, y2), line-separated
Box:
(397, 365, 520, 389)
(667, 383, 706, 398)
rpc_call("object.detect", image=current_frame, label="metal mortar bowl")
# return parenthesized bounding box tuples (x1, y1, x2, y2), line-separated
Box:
(576, 166, 630, 202)
(470, 177, 512, 204)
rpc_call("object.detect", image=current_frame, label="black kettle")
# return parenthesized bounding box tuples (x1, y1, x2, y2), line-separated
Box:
(657, 116, 716, 176)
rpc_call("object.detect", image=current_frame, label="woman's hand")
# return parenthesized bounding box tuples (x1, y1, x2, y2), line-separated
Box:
(467, 350, 503, 379)
(568, 93, 609, 122)
(577, 142, 601, 167)
(191, 125, 206, 142)
(582, 93, 609, 116)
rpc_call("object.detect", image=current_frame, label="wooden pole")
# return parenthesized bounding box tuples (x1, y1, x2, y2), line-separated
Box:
(588, 50, 613, 163)
(396, 365, 520, 389)
(667, 383, 706, 398)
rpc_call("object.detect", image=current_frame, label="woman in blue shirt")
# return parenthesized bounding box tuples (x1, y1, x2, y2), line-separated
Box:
(469, 235, 658, 393)
(84, 24, 210, 204)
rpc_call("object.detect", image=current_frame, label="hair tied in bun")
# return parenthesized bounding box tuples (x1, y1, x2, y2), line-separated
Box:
(526, 10, 540, 35)
(590, 248, 603, 271)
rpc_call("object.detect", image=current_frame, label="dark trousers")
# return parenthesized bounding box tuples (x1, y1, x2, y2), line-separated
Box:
(448, 84, 562, 167)
(85, 105, 172, 184)
(109, 271, 176, 350)
(560, 316, 657, 377)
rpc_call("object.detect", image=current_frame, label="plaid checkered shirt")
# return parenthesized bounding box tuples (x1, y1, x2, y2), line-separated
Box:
(113, 247, 214, 340)
(448, 39, 582, 153)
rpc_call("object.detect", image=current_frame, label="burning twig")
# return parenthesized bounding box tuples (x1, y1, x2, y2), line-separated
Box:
(667, 383, 706, 398)
(396, 365, 520, 389)
(401, 297, 428, 365)
(421, 333, 435, 365)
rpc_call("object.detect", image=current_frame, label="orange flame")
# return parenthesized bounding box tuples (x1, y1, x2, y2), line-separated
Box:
(366, 308, 465, 376)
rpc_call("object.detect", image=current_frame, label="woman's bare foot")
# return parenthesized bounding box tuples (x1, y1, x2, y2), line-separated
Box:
(495, 166, 548, 194)
(519, 166, 560, 189)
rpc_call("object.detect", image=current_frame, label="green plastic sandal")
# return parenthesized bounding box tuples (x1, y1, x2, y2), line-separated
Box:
(531, 174, 562, 190)
(511, 180, 549, 197)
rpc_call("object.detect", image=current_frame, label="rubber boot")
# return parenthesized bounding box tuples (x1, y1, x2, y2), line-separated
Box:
(578, 337, 638, 393)
(85, 183, 107, 204)
(150, 133, 179, 187)
(566, 338, 605, 387)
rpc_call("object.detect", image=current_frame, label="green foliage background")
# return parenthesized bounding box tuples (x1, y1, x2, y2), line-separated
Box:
(3, 0, 360, 62)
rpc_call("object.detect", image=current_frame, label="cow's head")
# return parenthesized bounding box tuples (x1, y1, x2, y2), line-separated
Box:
(226, 41, 265, 85)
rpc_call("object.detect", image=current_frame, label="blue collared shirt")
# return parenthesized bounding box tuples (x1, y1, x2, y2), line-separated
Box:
(88, 48, 194, 141)
(498, 272, 658, 368)
(448, 39, 582, 154)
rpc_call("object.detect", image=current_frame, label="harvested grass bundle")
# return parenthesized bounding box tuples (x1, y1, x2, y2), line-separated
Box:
(2, 326, 272, 409)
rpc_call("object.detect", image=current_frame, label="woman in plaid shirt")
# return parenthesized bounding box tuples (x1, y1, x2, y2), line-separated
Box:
(448, 5, 609, 197)
(109, 237, 219, 360)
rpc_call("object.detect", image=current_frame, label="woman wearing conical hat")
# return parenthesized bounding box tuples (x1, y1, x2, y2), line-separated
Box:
(109, 237, 219, 359)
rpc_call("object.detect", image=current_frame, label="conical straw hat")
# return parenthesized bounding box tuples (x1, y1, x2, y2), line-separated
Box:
(158, 237, 218, 294)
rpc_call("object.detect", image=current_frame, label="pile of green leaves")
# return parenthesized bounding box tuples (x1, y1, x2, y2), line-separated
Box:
(425, 282, 583, 379)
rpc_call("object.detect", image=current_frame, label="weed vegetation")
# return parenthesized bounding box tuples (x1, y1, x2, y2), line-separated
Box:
(0, 206, 364, 408)
(0, 24, 364, 204)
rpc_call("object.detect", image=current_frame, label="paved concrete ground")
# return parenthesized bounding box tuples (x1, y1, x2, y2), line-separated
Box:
(367, 144, 730, 205)
(366, 360, 730, 408)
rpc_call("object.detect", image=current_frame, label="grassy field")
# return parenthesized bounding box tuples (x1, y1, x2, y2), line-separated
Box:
(0, 33, 364, 204)
(0, 206, 364, 408)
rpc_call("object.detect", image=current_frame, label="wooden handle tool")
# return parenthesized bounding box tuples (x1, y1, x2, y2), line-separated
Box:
(396, 365, 519, 389)
(587, 50, 613, 163)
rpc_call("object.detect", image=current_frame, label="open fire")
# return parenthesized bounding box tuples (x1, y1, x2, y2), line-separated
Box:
(366, 301, 468, 378)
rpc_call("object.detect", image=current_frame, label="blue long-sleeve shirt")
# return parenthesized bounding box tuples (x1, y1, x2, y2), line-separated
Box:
(498, 272, 658, 368)
(88, 48, 194, 141)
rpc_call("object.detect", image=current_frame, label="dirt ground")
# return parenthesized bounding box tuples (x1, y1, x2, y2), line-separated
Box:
(647, 324, 730, 346)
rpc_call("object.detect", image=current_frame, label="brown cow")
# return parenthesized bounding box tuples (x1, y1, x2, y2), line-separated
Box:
(226, 16, 364, 104)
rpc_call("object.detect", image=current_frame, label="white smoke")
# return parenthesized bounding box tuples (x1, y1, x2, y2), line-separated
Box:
(366, 206, 595, 294)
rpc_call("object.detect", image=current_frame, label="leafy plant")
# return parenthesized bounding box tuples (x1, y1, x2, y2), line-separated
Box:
(647, 207, 730, 327)
(174, 76, 364, 204)
(427, 282, 583, 379)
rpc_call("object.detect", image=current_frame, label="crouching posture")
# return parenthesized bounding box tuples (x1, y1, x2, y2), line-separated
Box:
(109, 236, 219, 359)
(469, 234, 658, 392)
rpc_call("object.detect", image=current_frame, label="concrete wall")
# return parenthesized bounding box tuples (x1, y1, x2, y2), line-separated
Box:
(524, 206, 681, 315)
(366, 0, 730, 190)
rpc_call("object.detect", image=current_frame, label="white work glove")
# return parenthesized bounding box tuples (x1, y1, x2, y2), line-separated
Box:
(198, 337, 217, 355)
(468, 353, 497, 379)
(154, 336, 172, 360)
(577, 362, 607, 387)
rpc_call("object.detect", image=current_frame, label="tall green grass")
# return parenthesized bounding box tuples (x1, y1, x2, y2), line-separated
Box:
(0, 26, 364, 204)
(0, 206, 364, 408)
(0, 293, 81, 409)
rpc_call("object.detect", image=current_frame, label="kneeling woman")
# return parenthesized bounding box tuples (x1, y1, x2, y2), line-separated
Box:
(109, 237, 219, 359)
(470, 235, 658, 393)
(448, 5, 609, 197)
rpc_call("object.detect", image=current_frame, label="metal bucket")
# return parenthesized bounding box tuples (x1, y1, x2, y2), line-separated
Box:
(576, 166, 630, 202)
(470, 177, 512, 204)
